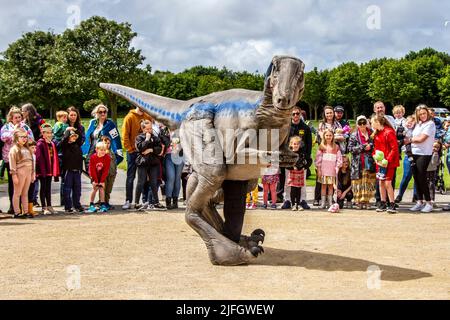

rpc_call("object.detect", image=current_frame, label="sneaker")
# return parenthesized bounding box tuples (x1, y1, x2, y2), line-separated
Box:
(300, 200, 310, 210)
(43, 209, 52, 215)
(410, 202, 425, 212)
(13, 214, 26, 219)
(47, 206, 56, 214)
(99, 204, 108, 213)
(138, 203, 149, 211)
(153, 203, 167, 211)
(75, 207, 85, 213)
(298, 206, 304, 211)
(122, 201, 132, 210)
(87, 204, 98, 213)
(292, 206, 298, 211)
(251, 203, 257, 210)
(387, 204, 397, 214)
(145, 204, 155, 211)
(246, 203, 251, 209)
(263, 204, 268, 209)
(376, 202, 387, 212)
(394, 196, 402, 204)
(65, 209, 74, 214)
(313, 200, 320, 207)
(281, 200, 292, 209)
(270, 204, 277, 210)
(421, 203, 433, 213)
(442, 204, 450, 212)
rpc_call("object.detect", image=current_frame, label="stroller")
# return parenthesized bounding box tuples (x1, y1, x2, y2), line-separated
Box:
(435, 153, 447, 195)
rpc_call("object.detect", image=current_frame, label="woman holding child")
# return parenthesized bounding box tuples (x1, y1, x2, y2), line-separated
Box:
(82, 104, 123, 170)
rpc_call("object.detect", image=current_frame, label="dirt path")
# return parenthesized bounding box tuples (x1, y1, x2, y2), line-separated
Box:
(0, 170, 449, 299)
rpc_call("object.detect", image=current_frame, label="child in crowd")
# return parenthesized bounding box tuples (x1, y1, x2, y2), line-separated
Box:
(61, 129, 84, 213)
(87, 142, 111, 213)
(246, 185, 259, 210)
(134, 120, 164, 211)
(101, 135, 117, 210)
(36, 124, 60, 215)
(427, 141, 442, 208)
(337, 155, 353, 209)
(288, 136, 308, 211)
(27, 140, 37, 216)
(9, 128, 35, 219)
(52, 111, 69, 146)
(262, 165, 279, 210)
(315, 129, 343, 209)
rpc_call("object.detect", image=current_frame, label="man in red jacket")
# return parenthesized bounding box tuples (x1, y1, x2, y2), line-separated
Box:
(87, 142, 111, 213)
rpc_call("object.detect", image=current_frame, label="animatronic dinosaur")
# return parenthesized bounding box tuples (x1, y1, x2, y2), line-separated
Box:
(100, 55, 305, 265)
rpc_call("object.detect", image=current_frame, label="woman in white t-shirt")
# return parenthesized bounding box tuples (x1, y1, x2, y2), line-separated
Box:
(404, 105, 436, 213)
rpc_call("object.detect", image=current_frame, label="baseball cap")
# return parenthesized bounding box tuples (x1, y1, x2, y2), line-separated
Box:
(334, 105, 344, 113)
(356, 115, 367, 123)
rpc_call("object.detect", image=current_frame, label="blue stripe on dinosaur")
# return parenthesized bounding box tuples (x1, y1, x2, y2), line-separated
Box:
(106, 85, 261, 124)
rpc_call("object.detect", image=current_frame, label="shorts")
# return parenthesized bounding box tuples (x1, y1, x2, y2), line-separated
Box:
(377, 167, 395, 181)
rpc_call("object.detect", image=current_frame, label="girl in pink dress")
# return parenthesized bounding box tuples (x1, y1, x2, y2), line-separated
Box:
(315, 129, 343, 209)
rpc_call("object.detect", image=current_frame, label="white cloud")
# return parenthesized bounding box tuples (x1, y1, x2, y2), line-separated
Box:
(0, 0, 449, 73)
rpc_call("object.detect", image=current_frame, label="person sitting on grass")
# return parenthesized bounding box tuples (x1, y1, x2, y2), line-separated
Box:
(87, 142, 111, 213)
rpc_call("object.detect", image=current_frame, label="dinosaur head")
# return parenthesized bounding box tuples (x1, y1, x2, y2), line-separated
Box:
(264, 56, 305, 111)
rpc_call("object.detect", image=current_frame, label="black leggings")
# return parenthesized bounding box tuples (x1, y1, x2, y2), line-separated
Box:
(290, 187, 302, 206)
(412, 155, 432, 202)
(39, 177, 52, 208)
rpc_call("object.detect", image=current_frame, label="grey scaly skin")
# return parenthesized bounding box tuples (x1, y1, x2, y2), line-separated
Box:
(100, 55, 305, 265)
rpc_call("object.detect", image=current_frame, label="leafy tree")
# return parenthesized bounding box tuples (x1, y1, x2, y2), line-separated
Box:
(438, 66, 450, 107)
(368, 59, 421, 110)
(302, 67, 328, 120)
(232, 72, 264, 91)
(412, 55, 445, 107)
(156, 73, 198, 100)
(196, 75, 230, 96)
(45, 16, 144, 122)
(405, 47, 450, 65)
(1, 31, 58, 115)
(326, 62, 363, 119)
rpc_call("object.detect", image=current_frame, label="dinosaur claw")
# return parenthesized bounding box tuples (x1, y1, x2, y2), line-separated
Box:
(250, 245, 264, 257)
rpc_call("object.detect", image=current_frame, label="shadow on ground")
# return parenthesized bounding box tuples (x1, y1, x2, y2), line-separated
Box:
(252, 247, 432, 282)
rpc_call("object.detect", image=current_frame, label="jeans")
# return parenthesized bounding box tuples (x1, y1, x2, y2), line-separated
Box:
(164, 153, 184, 198)
(398, 156, 413, 200)
(63, 170, 82, 210)
(447, 154, 450, 175)
(126, 152, 138, 202)
(135, 165, 160, 205)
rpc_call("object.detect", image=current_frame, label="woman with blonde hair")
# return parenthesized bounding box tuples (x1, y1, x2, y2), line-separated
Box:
(404, 104, 436, 213)
(81, 104, 123, 172)
(0, 107, 34, 214)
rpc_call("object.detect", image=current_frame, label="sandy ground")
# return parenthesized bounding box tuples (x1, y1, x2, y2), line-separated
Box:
(0, 171, 449, 300)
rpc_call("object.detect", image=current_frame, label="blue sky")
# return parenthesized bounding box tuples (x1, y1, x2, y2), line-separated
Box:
(0, 0, 449, 73)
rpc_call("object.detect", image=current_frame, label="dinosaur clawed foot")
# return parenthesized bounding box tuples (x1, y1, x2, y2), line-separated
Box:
(250, 245, 265, 257)
(240, 228, 266, 255)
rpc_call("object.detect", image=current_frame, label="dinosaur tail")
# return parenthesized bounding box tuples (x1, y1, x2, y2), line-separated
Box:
(100, 83, 187, 130)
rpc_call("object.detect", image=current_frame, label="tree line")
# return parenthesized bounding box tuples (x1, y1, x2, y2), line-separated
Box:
(0, 16, 449, 122)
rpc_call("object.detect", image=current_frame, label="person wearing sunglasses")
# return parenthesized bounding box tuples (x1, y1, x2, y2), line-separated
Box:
(279, 106, 312, 210)
(347, 115, 376, 210)
(82, 104, 123, 175)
